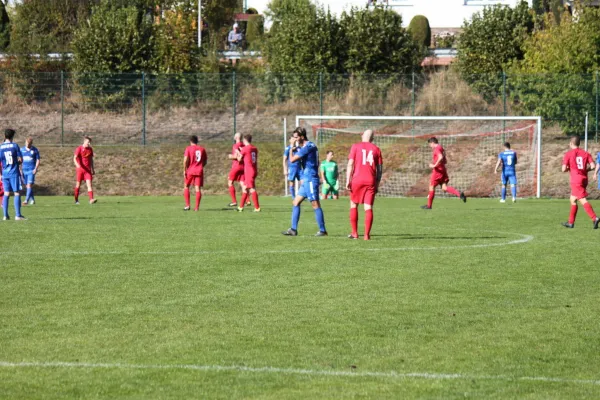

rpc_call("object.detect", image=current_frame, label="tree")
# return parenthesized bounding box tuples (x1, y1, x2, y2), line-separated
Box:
(202, 0, 238, 48)
(0, 1, 10, 51)
(510, 5, 600, 134)
(72, 2, 156, 72)
(408, 15, 431, 48)
(264, 0, 344, 73)
(340, 7, 422, 74)
(455, 1, 534, 100)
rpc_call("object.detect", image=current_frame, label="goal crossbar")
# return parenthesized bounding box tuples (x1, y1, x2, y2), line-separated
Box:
(295, 115, 542, 198)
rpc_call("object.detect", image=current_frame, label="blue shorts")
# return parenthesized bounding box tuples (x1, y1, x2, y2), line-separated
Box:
(298, 178, 320, 202)
(2, 176, 22, 193)
(501, 173, 517, 186)
(23, 172, 35, 185)
(288, 168, 301, 182)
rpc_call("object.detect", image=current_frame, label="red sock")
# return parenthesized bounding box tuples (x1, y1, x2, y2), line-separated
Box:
(446, 186, 461, 197)
(195, 191, 201, 210)
(364, 209, 373, 240)
(569, 205, 578, 224)
(74, 187, 80, 202)
(350, 207, 358, 237)
(228, 186, 237, 204)
(184, 188, 190, 208)
(252, 191, 260, 209)
(583, 203, 596, 220)
(88, 191, 93, 200)
(427, 190, 435, 208)
(240, 192, 248, 207)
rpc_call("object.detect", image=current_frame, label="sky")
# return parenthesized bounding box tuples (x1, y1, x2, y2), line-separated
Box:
(247, 0, 363, 17)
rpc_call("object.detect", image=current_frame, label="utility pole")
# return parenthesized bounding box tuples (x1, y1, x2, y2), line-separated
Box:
(198, 0, 202, 48)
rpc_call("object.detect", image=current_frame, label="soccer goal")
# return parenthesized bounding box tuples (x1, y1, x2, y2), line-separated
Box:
(294, 116, 542, 198)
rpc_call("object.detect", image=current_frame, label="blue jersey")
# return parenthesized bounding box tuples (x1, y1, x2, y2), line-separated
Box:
(284, 145, 301, 171)
(297, 141, 319, 180)
(0, 141, 22, 178)
(21, 146, 40, 172)
(499, 150, 517, 174)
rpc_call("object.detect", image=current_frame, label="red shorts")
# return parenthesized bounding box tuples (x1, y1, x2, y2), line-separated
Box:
(0, 180, 3, 196)
(571, 179, 588, 199)
(431, 171, 449, 187)
(228, 167, 244, 182)
(185, 174, 203, 187)
(245, 173, 257, 189)
(76, 168, 93, 182)
(351, 183, 376, 205)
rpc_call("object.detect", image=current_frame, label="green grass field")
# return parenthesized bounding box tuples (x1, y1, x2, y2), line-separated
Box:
(1, 195, 600, 399)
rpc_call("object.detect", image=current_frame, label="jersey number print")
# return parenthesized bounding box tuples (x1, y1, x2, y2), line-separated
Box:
(506, 155, 513, 166)
(195, 150, 202, 162)
(576, 156, 584, 170)
(4, 151, 13, 165)
(362, 150, 374, 166)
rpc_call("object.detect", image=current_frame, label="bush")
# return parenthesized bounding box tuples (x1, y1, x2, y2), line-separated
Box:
(245, 15, 264, 50)
(408, 15, 431, 48)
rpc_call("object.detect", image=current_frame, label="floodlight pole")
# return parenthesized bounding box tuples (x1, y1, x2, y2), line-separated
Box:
(585, 112, 589, 152)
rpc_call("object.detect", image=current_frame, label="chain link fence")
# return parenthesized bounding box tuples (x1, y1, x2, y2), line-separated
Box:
(0, 71, 596, 146)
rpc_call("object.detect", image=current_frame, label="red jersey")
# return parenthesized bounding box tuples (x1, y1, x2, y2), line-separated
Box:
(563, 148, 594, 182)
(231, 142, 244, 170)
(74, 145, 94, 172)
(348, 142, 383, 186)
(184, 144, 207, 176)
(240, 144, 258, 176)
(432, 144, 447, 174)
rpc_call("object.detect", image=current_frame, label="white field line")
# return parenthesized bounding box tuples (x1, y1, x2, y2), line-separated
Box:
(0, 361, 598, 386)
(0, 232, 534, 256)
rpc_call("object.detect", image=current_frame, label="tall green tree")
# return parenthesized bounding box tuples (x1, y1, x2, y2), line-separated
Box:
(0, 1, 10, 51)
(202, 0, 238, 48)
(455, 1, 533, 100)
(340, 7, 422, 74)
(72, 1, 156, 72)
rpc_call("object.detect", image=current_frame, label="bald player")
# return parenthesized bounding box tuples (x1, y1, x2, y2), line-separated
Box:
(346, 130, 383, 240)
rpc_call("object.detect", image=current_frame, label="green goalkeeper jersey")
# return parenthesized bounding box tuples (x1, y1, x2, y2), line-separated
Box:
(320, 160, 338, 184)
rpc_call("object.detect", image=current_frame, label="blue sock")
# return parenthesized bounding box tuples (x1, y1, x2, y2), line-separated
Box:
(501, 187, 506, 200)
(314, 207, 326, 232)
(291, 205, 301, 231)
(2, 195, 8, 218)
(26, 188, 32, 202)
(290, 185, 295, 198)
(511, 186, 517, 199)
(14, 196, 21, 217)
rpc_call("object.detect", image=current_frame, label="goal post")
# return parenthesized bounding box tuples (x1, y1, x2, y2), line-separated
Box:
(295, 115, 542, 199)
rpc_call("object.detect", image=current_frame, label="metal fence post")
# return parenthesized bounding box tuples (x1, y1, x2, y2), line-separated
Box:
(502, 71, 507, 137)
(411, 72, 416, 139)
(319, 72, 323, 117)
(142, 72, 146, 146)
(594, 71, 598, 143)
(232, 71, 237, 135)
(60, 71, 64, 147)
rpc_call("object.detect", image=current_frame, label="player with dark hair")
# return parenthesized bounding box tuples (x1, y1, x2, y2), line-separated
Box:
(227, 132, 245, 207)
(421, 137, 466, 209)
(282, 127, 327, 236)
(495, 142, 517, 203)
(562, 136, 600, 229)
(1, 129, 25, 220)
(21, 137, 40, 206)
(320, 150, 339, 200)
(183, 135, 207, 211)
(283, 129, 302, 198)
(346, 130, 382, 240)
(236, 134, 260, 212)
(73, 136, 97, 205)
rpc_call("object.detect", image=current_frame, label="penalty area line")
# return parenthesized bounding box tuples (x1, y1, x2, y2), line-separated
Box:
(0, 361, 598, 386)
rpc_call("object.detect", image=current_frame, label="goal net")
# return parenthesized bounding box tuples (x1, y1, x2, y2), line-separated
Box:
(294, 116, 542, 198)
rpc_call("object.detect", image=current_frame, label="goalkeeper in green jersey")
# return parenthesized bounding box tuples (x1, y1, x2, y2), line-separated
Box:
(320, 151, 339, 200)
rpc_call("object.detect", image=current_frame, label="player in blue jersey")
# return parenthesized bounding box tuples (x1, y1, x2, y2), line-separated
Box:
(0, 129, 25, 220)
(283, 131, 302, 198)
(594, 152, 600, 189)
(494, 142, 518, 203)
(20, 137, 40, 206)
(282, 127, 327, 237)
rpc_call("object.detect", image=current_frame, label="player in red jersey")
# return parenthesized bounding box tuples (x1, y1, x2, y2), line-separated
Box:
(73, 136, 97, 205)
(183, 135, 207, 212)
(227, 132, 246, 207)
(236, 134, 260, 212)
(561, 136, 600, 229)
(421, 137, 466, 209)
(346, 130, 383, 241)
